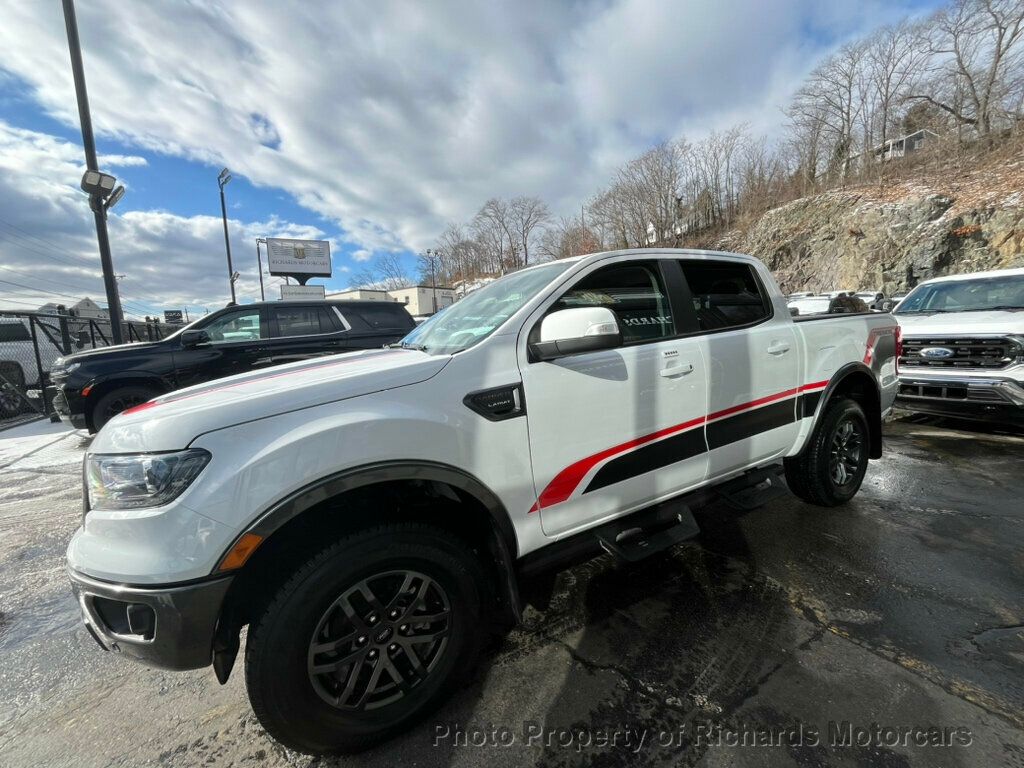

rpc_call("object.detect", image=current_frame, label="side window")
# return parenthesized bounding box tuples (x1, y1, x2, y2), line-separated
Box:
(551, 261, 673, 343)
(273, 306, 334, 337)
(203, 310, 263, 343)
(0, 323, 31, 342)
(679, 260, 770, 331)
(352, 305, 414, 331)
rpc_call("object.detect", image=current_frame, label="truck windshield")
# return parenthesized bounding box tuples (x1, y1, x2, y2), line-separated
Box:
(397, 262, 572, 355)
(895, 274, 1024, 314)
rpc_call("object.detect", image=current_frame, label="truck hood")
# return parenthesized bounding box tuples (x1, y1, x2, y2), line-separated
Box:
(895, 310, 1024, 336)
(65, 340, 166, 363)
(91, 348, 450, 453)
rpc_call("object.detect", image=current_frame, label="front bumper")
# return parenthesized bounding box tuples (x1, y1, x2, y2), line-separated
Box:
(68, 567, 233, 671)
(895, 375, 1024, 425)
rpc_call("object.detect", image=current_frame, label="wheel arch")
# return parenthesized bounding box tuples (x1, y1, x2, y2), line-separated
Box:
(84, 374, 168, 429)
(210, 461, 521, 683)
(812, 363, 883, 459)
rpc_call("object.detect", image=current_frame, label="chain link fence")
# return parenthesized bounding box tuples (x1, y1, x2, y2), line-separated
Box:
(0, 310, 176, 431)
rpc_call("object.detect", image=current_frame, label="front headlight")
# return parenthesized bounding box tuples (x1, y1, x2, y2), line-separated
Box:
(85, 449, 211, 511)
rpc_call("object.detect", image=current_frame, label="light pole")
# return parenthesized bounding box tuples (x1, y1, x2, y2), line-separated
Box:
(425, 248, 439, 313)
(62, 0, 125, 344)
(218, 168, 236, 304)
(255, 238, 266, 301)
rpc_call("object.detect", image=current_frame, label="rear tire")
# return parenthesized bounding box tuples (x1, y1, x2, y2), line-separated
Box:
(90, 385, 157, 431)
(784, 397, 869, 506)
(244, 523, 484, 755)
(0, 363, 26, 418)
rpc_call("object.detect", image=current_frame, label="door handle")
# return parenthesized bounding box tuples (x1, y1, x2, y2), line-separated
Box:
(659, 363, 694, 378)
(767, 341, 791, 356)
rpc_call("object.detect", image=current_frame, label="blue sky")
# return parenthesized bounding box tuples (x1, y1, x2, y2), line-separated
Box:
(0, 0, 942, 318)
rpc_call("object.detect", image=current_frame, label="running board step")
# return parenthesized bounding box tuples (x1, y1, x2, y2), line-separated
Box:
(595, 502, 700, 562)
(714, 467, 789, 511)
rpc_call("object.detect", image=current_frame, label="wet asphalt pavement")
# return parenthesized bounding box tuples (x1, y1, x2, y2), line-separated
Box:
(0, 417, 1022, 767)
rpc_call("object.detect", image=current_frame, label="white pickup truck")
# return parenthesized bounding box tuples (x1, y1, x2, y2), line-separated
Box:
(893, 267, 1024, 426)
(67, 249, 898, 753)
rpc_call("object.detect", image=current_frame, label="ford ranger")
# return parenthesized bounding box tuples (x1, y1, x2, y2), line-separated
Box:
(67, 249, 898, 753)
(893, 267, 1024, 426)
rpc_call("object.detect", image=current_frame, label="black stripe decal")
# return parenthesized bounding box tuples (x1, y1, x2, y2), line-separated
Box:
(582, 399, 799, 494)
(585, 428, 707, 494)
(797, 391, 822, 418)
(706, 399, 796, 449)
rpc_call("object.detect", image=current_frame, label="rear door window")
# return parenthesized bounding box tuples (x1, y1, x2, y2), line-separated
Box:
(550, 261, 674, 344)
(272, 306, 336, 337)
(679, 260, 770, 331)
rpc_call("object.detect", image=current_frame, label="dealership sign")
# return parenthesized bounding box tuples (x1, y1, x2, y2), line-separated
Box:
(280, 284, 326, 300)
(163, 310, 184, 324)
(265, 238, 332, 277)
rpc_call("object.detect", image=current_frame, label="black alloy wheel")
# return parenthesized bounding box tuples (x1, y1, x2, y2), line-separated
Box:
(307, 570, 451, 710)
(829, 417, 865, 489)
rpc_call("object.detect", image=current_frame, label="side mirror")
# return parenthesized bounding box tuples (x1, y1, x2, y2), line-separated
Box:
(531, 307, 622, 362)
(181, 329, 211, 348)
(788, 306, 800, 317)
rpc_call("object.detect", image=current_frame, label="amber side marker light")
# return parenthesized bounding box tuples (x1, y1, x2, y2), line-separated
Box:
(218, 532, 264, 571)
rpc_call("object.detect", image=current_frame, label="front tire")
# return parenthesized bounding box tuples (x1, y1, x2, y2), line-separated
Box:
(244, 523, 484, 754)
(90, 385, 157, 431)
(785, 397, 869, 506)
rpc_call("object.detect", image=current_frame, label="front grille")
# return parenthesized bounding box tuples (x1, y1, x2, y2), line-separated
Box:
(899, 336, 1020, 370)
(898, 383, 1008, 401)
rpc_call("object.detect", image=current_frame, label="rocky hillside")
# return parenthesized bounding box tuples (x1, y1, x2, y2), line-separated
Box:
(719, 155, 1024, 294)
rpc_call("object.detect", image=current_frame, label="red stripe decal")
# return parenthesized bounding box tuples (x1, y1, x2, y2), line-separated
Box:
(532, 414, 707, 512)
(530, 378, 831, 512)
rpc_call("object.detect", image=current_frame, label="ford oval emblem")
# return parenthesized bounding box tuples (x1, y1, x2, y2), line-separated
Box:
(920, 346, 955, 359)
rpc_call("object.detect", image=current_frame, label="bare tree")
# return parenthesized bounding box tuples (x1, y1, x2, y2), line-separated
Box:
(508, 196, 551, 265)
(866, 21, 928, 152)
(352, 252, 412, 290)
(908, 0, 1024, 136)
(788, 41, 869, 181)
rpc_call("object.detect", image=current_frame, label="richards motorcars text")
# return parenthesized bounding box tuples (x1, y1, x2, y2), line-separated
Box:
(433, 721, 974, 752)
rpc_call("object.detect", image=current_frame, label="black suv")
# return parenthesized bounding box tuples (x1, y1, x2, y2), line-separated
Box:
(51, 300, 415, 432)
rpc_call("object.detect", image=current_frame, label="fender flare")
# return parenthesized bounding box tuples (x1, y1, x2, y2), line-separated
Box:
(217, 461, 522, 627)
(231, 460, 518, 557)
(803, 362, 883, 458)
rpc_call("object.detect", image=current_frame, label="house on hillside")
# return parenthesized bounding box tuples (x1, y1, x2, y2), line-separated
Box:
(872, 129, 939, 162)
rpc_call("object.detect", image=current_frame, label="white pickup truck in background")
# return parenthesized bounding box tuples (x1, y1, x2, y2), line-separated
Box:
(893, 267, 1024, 426)
(67, 249, 898, 754)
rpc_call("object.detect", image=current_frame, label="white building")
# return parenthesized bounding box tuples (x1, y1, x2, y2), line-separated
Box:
(37, 297, 109, 319)
(387, 286, 455, 316)
(328, 285, 456, 316)
(327, 288, 395, 302)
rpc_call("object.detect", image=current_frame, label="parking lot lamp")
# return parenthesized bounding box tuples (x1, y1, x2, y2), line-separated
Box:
(218, 168, 236, 304)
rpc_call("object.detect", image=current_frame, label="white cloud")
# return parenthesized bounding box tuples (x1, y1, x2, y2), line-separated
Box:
(0, 120, 324, 314)
(0, 0, 935, 259)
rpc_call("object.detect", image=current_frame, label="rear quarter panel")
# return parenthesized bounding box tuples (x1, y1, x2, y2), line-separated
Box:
(789, 312, 899, 454)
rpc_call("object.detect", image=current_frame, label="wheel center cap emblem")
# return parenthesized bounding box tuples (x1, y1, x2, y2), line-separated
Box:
(374, 625, 393, 644)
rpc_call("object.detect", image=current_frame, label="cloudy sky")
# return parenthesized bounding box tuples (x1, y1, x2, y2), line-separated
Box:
(0, 0, 940, 318)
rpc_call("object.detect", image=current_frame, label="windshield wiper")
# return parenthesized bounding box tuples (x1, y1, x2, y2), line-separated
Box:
(388, 341, 429, 351)
(955, 305, 1024, 312)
